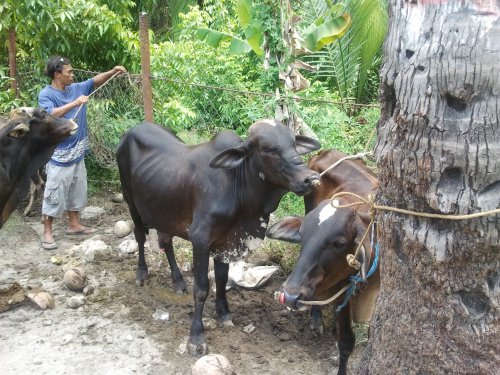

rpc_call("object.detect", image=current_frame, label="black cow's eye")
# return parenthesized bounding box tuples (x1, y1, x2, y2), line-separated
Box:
(261, 148, 277, 155)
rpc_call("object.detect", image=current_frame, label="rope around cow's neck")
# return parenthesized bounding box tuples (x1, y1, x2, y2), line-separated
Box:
(319, 151, 373, 177)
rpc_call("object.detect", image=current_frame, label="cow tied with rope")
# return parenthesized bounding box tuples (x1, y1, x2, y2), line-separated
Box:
(266, 149, 380, 375)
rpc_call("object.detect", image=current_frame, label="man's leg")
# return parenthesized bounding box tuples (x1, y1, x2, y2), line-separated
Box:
(67, 210, 94, 233)
(43, 215, 55, 244)
(66, 160, 94, 234)
(41, 163, 66, 249)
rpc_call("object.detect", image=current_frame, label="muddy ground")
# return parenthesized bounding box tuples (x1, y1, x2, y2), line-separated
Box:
(0, 191, 365, 375)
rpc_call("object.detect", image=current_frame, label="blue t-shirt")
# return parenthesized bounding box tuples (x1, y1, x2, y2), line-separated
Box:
(38, 79, 94, 166)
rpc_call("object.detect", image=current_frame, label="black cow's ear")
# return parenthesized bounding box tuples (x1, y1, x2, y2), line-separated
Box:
(295, 135, 321, 155)
(209, 146, 248, 169)
(266, 216, 303, 243)
(8, 123, 30, 138)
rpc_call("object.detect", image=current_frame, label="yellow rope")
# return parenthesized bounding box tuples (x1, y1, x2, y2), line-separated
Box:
(320, 151, 373, 177)
(296, 284, 352, 306)
(330, 192, 500, 221)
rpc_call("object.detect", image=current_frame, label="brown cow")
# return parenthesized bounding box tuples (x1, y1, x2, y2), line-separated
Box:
(266, 149, 379, 375)
(116, 119, 321, 355)
(0, 108, 77, 229)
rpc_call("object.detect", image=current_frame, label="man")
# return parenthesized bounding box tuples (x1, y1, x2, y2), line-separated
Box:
(38, 56, 126, 250)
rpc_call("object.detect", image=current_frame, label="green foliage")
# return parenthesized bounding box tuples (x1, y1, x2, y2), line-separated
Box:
(195, 0, 264, 56)
(303, 13, 351, 51)
(196, 28, 252, 54)
(0, 0, 139, 71)
(299, 0, 387, 103)
(149, 5, 275, 135)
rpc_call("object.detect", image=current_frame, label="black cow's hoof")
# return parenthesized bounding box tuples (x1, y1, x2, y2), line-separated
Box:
(136, 268, 149, 287)
(188, 341, 208, 356)
(173, 279, 187, 294)
(220, 317, 234, 327)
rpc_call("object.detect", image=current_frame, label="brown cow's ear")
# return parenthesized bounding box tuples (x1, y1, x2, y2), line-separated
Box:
(295, 135, 321, 155)
(8, 123, 30, 138)
(266, 216, 303, 243)
(209, 146, 248, 169)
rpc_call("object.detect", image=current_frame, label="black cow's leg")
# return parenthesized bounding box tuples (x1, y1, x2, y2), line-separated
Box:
(188, 240, 210, 356)
(335, 302, 355, 375)
(135, 226, 148, 286)
(310, 305, 324, 334)
(158, 232, 187, 294)
(214, 259, 233, 326)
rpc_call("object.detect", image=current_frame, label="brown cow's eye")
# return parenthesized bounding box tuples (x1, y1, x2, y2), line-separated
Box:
(331, 239, 347, 248)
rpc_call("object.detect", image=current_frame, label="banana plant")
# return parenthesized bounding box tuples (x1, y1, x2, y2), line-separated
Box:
(302, 0, 388, 103)
(196, 0, 350, 57)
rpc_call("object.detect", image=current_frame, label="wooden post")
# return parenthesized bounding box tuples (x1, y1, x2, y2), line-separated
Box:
(8, 28, 18, 97)
(139, 12, 153, 122)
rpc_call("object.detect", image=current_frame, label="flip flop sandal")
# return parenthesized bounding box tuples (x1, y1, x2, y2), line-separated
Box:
(41, 241, 58, 250)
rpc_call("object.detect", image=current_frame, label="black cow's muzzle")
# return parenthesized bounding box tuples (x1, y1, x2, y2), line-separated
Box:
(292, 172, 321, 196)
(305, 175, 321, 188)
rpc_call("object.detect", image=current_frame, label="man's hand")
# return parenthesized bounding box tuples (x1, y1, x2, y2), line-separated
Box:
(75, 95, 89, 106)
(113, 66, 127, 74)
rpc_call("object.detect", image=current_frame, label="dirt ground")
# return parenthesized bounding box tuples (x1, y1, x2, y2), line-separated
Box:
(0, 191, 365, 375)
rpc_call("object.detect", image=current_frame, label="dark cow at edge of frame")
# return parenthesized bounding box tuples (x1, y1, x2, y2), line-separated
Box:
(266, 149, 380, 375)
(116, 119, 321, 356)
(0, 108, 78, 229)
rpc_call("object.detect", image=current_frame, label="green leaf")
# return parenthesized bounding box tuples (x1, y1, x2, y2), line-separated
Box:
(244, 25, 264, 56)
(236, 0, 252, 28)
(196, 28, 252, 54)
(304, 13, 351, 51)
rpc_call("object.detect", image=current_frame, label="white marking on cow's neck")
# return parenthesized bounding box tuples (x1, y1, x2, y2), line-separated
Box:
(245, 235, 263, 251)
(259, 172, 265, 181)
(260, 119, 276, 127)
(318, 200, 338, 225)
(260, 216, 267, 228)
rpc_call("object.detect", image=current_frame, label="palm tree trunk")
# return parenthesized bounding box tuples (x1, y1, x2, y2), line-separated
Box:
(357, 1, 500, 373)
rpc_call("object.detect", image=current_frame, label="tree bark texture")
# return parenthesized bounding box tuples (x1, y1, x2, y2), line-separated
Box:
(358, 1, 499, 374)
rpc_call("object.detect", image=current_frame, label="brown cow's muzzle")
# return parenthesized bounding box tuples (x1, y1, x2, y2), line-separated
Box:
(274, 289, 308, 312)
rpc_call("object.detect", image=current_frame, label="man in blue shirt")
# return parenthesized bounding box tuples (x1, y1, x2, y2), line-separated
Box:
(38, 56, 126, 250)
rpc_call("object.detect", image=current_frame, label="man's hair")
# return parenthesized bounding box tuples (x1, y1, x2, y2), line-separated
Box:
(44, 56, 70, 79)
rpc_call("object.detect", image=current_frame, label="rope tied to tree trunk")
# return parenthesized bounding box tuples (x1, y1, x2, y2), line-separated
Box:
(332, 191, 500, 221)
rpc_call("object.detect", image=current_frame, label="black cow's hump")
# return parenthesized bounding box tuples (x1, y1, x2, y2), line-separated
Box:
(210, 130, 242, 152)
(121, 122, 186, 149)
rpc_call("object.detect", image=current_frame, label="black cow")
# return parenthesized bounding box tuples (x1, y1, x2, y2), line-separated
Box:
(116, 119, 321, 355)
(0, 108, 77, 229)
(267, 149, 379, 375)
